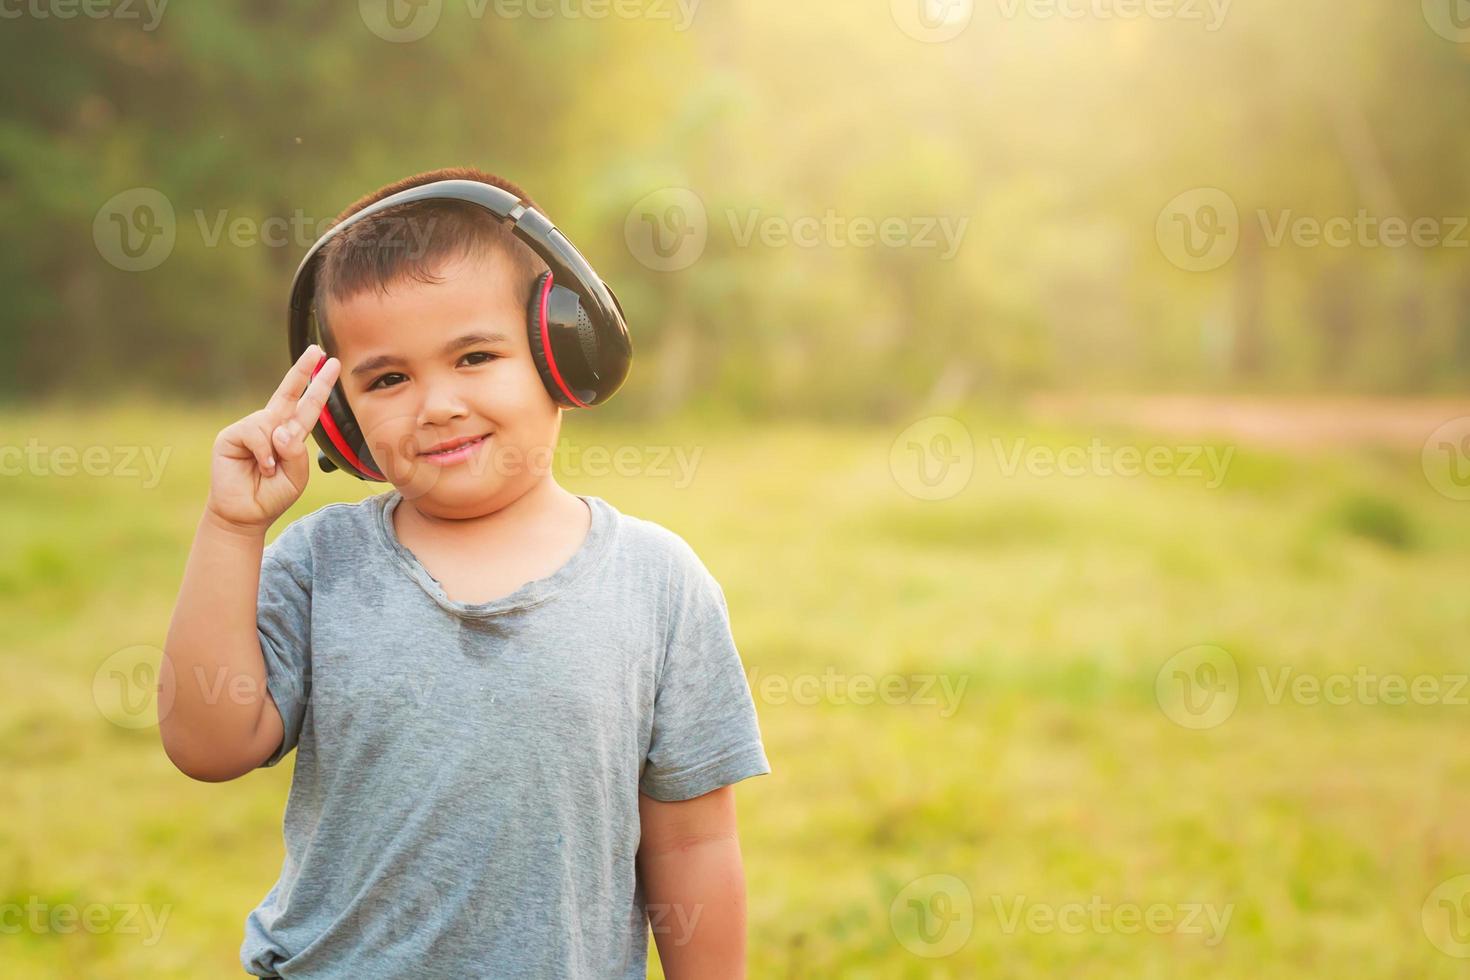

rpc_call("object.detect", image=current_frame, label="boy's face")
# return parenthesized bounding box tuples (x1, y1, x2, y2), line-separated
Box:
(326, 248, 561, 519)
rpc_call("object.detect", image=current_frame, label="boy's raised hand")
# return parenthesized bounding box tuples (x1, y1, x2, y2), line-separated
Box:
(207, 345, 342, 534)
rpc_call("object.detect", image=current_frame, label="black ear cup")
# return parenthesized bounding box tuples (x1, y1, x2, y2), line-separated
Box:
(307, 340, 385, 481)
(573, 305, 601, 370)
(527, 271, 617, 408)
(320, 384, 384, 480)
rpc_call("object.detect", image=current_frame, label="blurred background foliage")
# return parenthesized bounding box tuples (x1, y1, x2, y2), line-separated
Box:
(3, 0, 1470, 418)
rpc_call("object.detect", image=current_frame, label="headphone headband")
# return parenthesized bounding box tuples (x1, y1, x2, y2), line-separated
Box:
(289, 179, 628, 353)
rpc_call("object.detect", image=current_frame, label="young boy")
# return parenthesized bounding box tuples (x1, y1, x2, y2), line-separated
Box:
(160, 168, 771, 979)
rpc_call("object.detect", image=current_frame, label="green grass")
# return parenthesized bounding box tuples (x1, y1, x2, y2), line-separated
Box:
(3, 401, 1470, 978)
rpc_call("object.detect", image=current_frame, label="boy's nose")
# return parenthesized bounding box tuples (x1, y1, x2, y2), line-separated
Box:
(416, 384, 470, 427)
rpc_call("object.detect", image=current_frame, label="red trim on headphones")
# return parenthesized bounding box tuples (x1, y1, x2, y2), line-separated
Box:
(538, 274, 589, 408)
(311, 355, 385, 481)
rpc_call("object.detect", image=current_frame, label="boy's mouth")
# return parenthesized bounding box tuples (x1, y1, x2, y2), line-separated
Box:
(419, 432, 492, 465)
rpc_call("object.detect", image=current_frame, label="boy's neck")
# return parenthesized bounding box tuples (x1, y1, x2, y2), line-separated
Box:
(396, 477, 586, 541)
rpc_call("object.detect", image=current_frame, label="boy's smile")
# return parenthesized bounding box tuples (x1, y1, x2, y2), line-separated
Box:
(419, 431, 493, 465)
(323, 247, 563, 519)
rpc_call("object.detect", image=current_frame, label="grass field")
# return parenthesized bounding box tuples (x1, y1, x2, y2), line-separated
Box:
(4, 399, 1470, 978)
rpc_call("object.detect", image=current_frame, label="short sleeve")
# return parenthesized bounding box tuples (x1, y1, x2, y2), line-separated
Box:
(640, 557, 771, 802)
(255, 531, 314, 769)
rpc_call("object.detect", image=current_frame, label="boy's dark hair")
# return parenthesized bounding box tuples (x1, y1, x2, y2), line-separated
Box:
(313, 166, 550, 354)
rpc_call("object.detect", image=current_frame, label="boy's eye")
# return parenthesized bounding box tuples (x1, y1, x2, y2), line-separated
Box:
(368, 372, 407, 391)
(367, 353, 499, 390)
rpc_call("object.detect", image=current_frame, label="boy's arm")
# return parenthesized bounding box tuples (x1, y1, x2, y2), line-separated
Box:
(159, 511, 285, 781)
(158, 346, 340, 782)
(637, 786, 748, 979)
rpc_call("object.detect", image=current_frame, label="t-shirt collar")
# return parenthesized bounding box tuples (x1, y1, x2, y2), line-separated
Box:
(373, 489, 612, 619)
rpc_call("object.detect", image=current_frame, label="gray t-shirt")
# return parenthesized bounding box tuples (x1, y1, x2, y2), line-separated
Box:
(240, 490, 770, 979)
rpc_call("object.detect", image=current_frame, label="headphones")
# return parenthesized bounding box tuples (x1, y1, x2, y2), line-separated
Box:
(287, 178, 633, 481)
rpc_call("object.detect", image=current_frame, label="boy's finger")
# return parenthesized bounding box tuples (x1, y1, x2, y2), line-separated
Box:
(239, 423, 277, 476)
(266, 344, 323, 419)
(272, 420, 307, 459)
(288, 356, 341, 434)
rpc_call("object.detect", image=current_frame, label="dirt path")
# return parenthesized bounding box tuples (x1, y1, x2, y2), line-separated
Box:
(1025, 394, 1470, 450)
